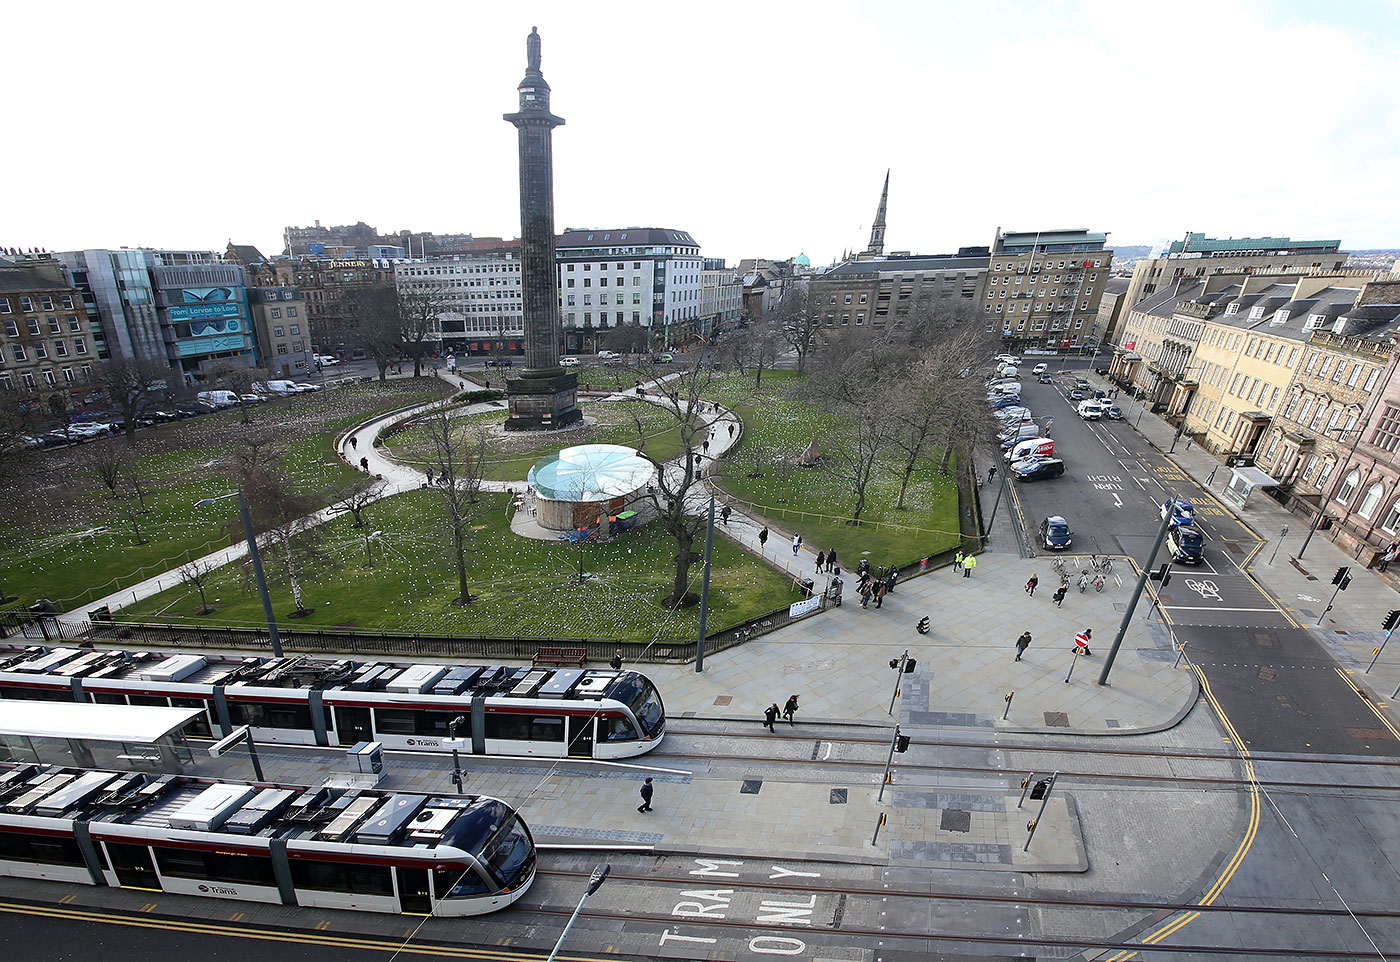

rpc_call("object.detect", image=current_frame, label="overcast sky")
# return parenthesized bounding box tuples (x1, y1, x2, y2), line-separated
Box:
(6, 0, 1400, 266)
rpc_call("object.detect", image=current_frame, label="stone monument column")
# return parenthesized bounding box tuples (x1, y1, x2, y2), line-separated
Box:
(503, 26, 582, 431)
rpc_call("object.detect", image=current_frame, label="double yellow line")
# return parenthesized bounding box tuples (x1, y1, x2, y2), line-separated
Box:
(1102, 665, 1261, 961)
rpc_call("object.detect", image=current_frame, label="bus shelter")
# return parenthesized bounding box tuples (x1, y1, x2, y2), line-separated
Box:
(0, 701, 201, 773)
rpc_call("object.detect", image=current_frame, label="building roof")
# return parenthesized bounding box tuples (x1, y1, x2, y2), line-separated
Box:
(1104, 277, 1131, 296)
(996, 229, 1108, 252)
(557, 228, 698, 249)
(825, 253, 989, 277)
(0, 266, 69, 293)
(1166, 232, 1341, 256)
(227, 244, 266, 265)
(527, 444, 655, 503)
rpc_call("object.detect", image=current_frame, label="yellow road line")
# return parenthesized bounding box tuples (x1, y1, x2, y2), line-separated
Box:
(1333, 667, 1400, 740)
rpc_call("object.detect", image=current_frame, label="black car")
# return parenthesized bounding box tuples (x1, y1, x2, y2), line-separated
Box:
(1014, 458, 1065, 482)
(1039, 515, 1073, 550)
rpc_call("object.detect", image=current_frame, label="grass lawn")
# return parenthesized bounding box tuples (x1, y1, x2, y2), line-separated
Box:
(707, 371, 963, 568)
(123, 490, 799, 640)
(0, 378, 451, 610)
(381, 398, 684, 482)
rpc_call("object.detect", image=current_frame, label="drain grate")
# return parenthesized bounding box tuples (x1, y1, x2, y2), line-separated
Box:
(940, 809, 972, 833)
(830, 789, 848, 805)
(1258, 667, 1277, 681)
(713, 695, 732, 706)
(1254, 633, 1275, 647)
(1044, 711, 1069, 727)
(740, 779, 763, 794)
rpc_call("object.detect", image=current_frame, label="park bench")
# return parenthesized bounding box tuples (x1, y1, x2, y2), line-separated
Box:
(533, 646, 587, 668)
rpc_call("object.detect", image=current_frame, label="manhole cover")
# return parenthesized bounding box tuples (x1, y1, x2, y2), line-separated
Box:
(830, 789, 848, 805)
(741, 779, 763, 794)
(1044, 711, 1069, 727)
(1346, 727, 1393, 740)
(1114, 603, 1127, 612)
(940, 809, 972, 833)
(1258, 667, 1277, 681)
(713, 695, 733, 706)
(1254, 633, 1275, 647)
(1225, 541, 1244, 555)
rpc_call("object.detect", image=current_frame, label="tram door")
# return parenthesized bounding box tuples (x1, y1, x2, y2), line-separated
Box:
(337, 706, 373, 745)
(105, 843, 159, 889)
(398, 868, 432, 915)
(567, 715, 594, 758)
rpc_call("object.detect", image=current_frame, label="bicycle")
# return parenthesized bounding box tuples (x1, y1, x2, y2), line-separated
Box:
(1089, 554, 1113, 575)
(1050, 557, 1070, 585)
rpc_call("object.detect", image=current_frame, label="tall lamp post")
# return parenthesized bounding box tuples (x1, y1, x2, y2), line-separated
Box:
(546, 863, 610, 962)
(195, 488, 282, 658)
(446, 715, 467, 793)
(1297, 423, 1366, 560)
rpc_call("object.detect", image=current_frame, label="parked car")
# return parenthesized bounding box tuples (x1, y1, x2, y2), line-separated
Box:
(197, 390, 239, 409)
(240, 394, 267, 404)
(994, 405, 1032, 422)
(1105, 405, 1123, 420)
(293, 382, 323, 392)
(560, 356, 580, 367)
(1039, 515, 1073, 550)
(68, 421, 115, 438)
(1161, 498, 1197, 527)
(1014, 458, 1065, 482)
(652, 353, 675, 364)
(1069, 389, 1085, 401)
(990, 395, 1023, 410)
(998, 423, 1042, 448)
(315, 354, 341, 366)
(1032, 363, 1049, 375)
(1166, 523, 1205, 563)
(1075, 378, 1090, 391)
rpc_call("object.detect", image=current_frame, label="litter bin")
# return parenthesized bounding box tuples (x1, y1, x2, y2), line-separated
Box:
(800, 577, 814, 598)
(347, 741, 384, 775)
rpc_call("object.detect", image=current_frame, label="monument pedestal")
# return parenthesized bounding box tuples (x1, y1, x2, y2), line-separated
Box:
(504, 370, 583, 431)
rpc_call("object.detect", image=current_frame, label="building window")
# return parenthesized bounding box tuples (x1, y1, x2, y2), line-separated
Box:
(27, 318, 40, 336)
(270, 308, 282, 319)
(1358, 482, 1385, 520)
(3, 319, 15, 337)
(1381, 499, 1400, 534)
(20, 297, 33, 312)
(34, 343, 47, 359)
(74, 338, 86, 355)
(42, 369, 55, 386)
(0, 298, 9, 314)
(54, 340, 67, 357)
(68, 316, 81, 332)
(1336, 469, 1361, 505)
(277, 344, 289, 355)
(287, 306, 297, 317)
(273, 326, 284, 337)
(62, 295, 74, 309)
(62, 367, 74, 383)
(290, 325, 300, 335)
(1372, 404, 1400, 453)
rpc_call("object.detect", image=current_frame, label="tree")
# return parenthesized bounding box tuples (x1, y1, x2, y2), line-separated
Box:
(397, 283, 452, 377)
(235, 448, 323, 618)
(94, 356, 170, 439)
(725, 314, 781, 387)
(422, 407, 488, 605)
(344, 286, 401, 381)
(178, 558, 217, 614)
(330, 477, 385, 529)
(208, 361, 270, 424)
(772, 282, 818, 374)
(86, 439, 150, 544)
(633, 355, 715, 608)
(601, 322, 651, 356)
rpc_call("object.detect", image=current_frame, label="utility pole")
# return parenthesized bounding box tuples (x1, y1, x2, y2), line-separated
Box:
(695, 495, 715, 673)
(1099, 510, 1172, 686)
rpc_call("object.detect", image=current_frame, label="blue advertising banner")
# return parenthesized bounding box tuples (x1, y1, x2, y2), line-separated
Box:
(169, 303, 242, 321)
(182, 287, 235, 304)
(177, 334, 247, 356)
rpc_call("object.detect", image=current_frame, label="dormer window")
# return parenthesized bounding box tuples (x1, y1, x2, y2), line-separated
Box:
(1249, 305, 1265, 319)
(1304, 314, 1327, 330)
(1225, 303, 1240, 315)
(1272, 309, 1289, 326)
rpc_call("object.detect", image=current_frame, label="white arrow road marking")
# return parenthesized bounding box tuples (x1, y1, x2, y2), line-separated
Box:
(1112, 493, 1123, 508)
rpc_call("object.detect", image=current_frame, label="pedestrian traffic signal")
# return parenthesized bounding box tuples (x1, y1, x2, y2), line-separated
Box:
(904, 658, 917, 673)
(895, 734, 911, 753)
(1338, 572, 1352, 591)
(1384, 610, 1400, 632)
(889, 658, 900, 670)
(1029, 779, 1049, 800)
(1333, 566, 1351, 585)
(916, 616, 930, 634)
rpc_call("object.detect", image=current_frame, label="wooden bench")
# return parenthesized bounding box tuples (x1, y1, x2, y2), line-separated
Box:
(533, 646, 587, 668)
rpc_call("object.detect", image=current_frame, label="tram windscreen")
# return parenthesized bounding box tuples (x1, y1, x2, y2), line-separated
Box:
(616, 675, 664, 738)
(443, 801, 535, 889)
(482, 816, 534, 888)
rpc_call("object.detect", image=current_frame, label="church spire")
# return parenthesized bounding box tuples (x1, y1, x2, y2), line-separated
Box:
(863, 169, 889, 256)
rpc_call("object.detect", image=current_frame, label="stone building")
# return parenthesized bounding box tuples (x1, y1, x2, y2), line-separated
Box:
(247, 286, 312, 377)
(0, 255, 96, 401)
(394, 250, 524, 357)
(985, 229, 1112, 353)
(555, 228, 703, 347)
(807, 251, 988, 333)
(699, 261, 743, 336)
(248, 257, 395, 361)
(1121, 232, 1349, 311)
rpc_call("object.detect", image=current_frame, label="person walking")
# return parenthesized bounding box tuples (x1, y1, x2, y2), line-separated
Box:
(637, 777, 654, 812)
(858, 578, 874, 608)
(827, 548, 837, 573)
(961, 553, 977, 578)
(703, 439, 710, 454)
(874, 578, 888, 609)
(1052, 584, 1068, 607)
(1015, 631, 1032, 661)
(728, 423, 736, 438)
(987, 465, 997, 484)
(359, 456, 369, 472)
(1381, 543, 1398, 573)
(792, 534, 802, 556)
(758, 526, 769, 549)
(1025, 573, 1039, 596)
(349, 435, 358, 450)
(763, 702, 779, 732)
(425, 467, 435, 486)
(721, 504, 731, 526)
(609, 649, 624, 670)
(886, 567, 898, 593)
(953, 549, 964, 571)
(783, 694, 799, 725)
(816, 550, 826, 573)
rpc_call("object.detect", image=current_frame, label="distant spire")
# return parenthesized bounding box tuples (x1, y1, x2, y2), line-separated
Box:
(863, 170, 889, 256)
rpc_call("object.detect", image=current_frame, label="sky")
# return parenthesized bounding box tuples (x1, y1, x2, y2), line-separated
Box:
(6, 0, 1400, 266)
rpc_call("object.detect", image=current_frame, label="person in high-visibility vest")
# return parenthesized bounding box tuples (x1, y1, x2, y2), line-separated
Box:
(961, 554, 978, 578)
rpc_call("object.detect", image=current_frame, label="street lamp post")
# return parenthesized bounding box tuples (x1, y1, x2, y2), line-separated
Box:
(1297, 424, 1366, 560)
(195, 488, 282, 658)
(546, 863, 610, 962)
(446, 715, 467, 793)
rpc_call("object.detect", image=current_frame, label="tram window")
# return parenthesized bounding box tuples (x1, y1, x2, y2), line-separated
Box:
(0, 686, 73, 702)
(483, 817, 534, 886)
(484, 714, 564, 741)
(433, 865, 491, 897)
(129, 695, 170, 707)
(603, 716, 638, 741)
(154, 847, 276, 886)
(0, 829, 83, 866)
(170, 698, 212, 737)
(227, 700, 324, 731)
(89, 693, 129, 705)
(289, 858, 394, 895)
(372, 708, 456, 737)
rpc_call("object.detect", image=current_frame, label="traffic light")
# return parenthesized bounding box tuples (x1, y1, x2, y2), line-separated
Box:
(916, 616, 930, 635)
(1029, 779, 1049, 800)
(1149, 562, 1171, 587)
(904, 658, 917, 673)
(895, 734, 911, 753)
(1338, 572, 1352, 591)
(1333, 566, 1350, 585)
(1384, 610, 1400, 632)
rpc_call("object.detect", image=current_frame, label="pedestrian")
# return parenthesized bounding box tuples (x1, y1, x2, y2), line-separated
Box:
(858, 578, 874, 608)
(1052, 584, 1067, 607)
(1381, 543, 1398, 573)
(829, 570, 843, 606)
(816, 550, 826, 572)
(1025, 573, 1039, 596)
(425, 467, 435, 486)
(703, 439, 710, 454)
(721, 504, 732, 526)
(874, 579, 888, 609)
(729, 423, 736, 438)
(953, 549, 964, 571)
(962, 554, 977, 578)
(637, 777, 654, 812)
(359, 456, 369, 472)
(763, 702, 779, 732)
(792, 534, 802, 556)
(758, 526, 769, 549)
(1015, 631, 1032, 661)
(988, 465, 997, 483)
(886, 567, 898, 593)
(783, 694, 799, 725)
(349, 435, 358, 450)
(827, 549, 837, 573)
(609, 648, 623, 670)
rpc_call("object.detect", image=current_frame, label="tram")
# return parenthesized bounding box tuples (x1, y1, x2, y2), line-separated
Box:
(0, 763, 535, 916)
(0, 645, 666, 759)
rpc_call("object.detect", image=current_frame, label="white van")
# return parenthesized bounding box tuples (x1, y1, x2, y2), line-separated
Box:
(196, 390, 238, 409)
(262, 379, 302, 396)
(1004, 436, 1056, 463)
(988, 382, 1022, 397)
(1077, 399, 1103, 420)
(998, 423, 1042, 447)
(998, 364, 1019, 378)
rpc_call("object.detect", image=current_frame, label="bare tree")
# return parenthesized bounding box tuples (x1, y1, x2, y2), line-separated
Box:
(398, 283, 452, 377)
(86, 440, 150, 544)
(178, 558, 217, 614)
(729, 314, 782, 387)
(422, 408, 488, 605)
(331, 477, 386, 528)
(208, 361, 270, 424)
(344, 286, 401, 381)
(236, 450, 323, 617)
(94, 356, 171, 439)
(772, 282, 818, 374)
(601, 322, 651, 356)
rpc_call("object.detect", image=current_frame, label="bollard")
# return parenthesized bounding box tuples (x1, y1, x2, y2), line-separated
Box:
(1064, 647, 1080, 683)
(1016, 772, 1036, 809)
(1002, 691, 1014, 720)
(1173, 640, 1188, 669)
(871, 811, 886, 846)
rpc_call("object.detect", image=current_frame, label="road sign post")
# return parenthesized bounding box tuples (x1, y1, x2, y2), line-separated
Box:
(1099, 510, 1173, 686)
(1268, 524, 1289, 566)
(1317, 567, 1352, 625)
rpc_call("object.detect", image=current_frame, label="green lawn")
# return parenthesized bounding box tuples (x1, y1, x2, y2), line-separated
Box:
(707, 371, 962, 568)
(381, 398, 684, 482)
(0, 378, 451, 610)
(123, 490, 798, 640)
